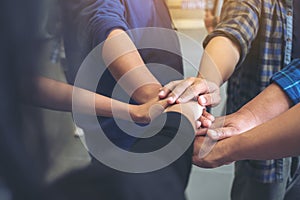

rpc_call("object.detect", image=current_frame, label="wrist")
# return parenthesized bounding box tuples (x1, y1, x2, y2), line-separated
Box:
(235, 106, 260, 130)
(129, 104, 151, 124)
(219, 136, 241, 164)
(129, 105, 139, 122)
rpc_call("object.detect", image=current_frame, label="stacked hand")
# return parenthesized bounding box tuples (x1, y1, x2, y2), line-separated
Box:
(158, 77, 220, 128)
(158, 77, 221, 107)
(193, 108, 259, 168)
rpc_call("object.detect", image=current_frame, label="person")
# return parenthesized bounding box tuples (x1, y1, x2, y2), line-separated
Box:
(193, 57, 300, 166)
(159, 0, 300, 199)
(193, 58, 300, 199)
(1, 1, 203, 198)
(59, 0, 200, 197)
(60, 0, 186, 149)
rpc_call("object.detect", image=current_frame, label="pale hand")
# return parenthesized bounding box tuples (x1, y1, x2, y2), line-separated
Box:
(158, 77, 221, 107)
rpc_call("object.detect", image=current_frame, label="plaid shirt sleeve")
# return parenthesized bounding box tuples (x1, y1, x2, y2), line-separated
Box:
(271, 59, 300, 105)
(203, 0, 261, 66)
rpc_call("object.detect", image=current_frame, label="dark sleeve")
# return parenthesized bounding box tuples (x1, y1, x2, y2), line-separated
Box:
(51, 112, 194, 200)
(61, 0, 129, 47)
(203, 0, 261, 67)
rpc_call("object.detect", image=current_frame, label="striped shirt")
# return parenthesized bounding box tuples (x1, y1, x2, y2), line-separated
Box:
(203, 0, 297, 183)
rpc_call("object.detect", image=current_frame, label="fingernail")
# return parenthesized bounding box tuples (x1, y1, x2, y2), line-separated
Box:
(205, 119, 212, 127)
(158, 91, 165, 96)
(177, 98, 182, 103)
(209, 130, 218, 139)
(195, 121, 201, 129)
(168, 97, 174, 103)
(199, 96, 207, 104)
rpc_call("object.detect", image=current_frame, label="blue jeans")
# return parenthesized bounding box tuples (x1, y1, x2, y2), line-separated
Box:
(231, 158, 300, 200)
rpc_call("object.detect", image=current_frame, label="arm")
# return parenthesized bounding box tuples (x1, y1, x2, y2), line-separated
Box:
(230, 103, 300, 160)
(61, 0, 162, 104)
(193, 103, 300, 168)
(199, 58, 300, 139)
(197, 82, 293, 139)
(159, 36, 239, 106)
(193, 58, 300, 167)
(22, 76, 168, 123)
(103, 29, 161, 104)
(159, 0, 260, 106)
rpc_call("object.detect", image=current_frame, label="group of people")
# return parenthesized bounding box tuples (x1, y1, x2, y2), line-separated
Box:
(1, 0, 300, 199)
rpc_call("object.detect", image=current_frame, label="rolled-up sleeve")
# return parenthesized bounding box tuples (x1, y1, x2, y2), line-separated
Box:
(203, 0, 261, 67)
(270, 59, 300, 105)
(61, 0, 129, 47)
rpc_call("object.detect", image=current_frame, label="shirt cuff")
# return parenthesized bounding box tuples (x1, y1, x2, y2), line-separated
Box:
(270, 59, 300, 105)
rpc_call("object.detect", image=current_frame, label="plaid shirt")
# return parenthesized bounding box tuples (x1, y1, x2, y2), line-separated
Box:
(203, 0, 297, 183)
(271, 58, 300, 105)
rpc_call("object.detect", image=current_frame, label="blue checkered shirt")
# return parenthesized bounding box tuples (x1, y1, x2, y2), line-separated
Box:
(203, 0, 297, 183)
(271, 58, 300, 105)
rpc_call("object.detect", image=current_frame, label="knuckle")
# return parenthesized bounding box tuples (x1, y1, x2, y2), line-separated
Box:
(166, 81, 175, 88)
(185, 77, 195, 85)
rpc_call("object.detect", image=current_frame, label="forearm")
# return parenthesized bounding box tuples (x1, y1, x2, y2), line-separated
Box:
(27, 76, 133, 120)
(199, 36, 240, 86)
(238, 83, 293, 127)
(227, 103, 300, 161)
(103, 29, 161, 104)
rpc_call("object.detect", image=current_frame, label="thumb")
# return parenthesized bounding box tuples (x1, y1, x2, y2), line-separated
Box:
(207, 127, 239, 140)
(149, 103, 165, 121)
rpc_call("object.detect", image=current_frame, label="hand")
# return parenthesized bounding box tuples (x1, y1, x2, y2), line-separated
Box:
(165, 100, 205, 126)
(129, 98, 169, 124)
(158, 77, 221, 107)
(192, 136, 232, 168)
(196, 109, 215, 130)
(195, 108, 259, 140)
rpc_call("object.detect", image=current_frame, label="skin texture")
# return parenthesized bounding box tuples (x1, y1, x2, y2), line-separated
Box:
(22, 29, 203, 126)
(192, 83, 298, 168)
(193, 103, 300, 168)
(159, 36, 240, 108)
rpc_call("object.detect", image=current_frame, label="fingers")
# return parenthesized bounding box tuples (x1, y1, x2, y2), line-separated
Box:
(176, 82, 207, 103)
(202, 110, 215, 122)
(166, 77, 209, 104)
(159, 77, 221, 108)
(195, 110, 214, 135)
(167, 78, 195, 104)
(195, 127, 208, 136)
(198, 83, 220, 107)
(207, 127, 239, 140)
(158, 80, 180, 99)
(199, 115, 212, 128)
(176, 77, 214, 104)
(197, 110, 215, 129)
(157, 98, 170, 109)
(194, 135, 216, 159)
(198, 93, 221, 107)
(195, 120, 202, 129)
